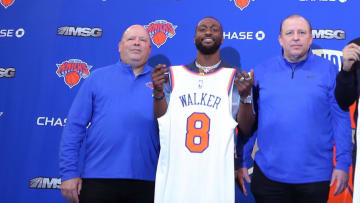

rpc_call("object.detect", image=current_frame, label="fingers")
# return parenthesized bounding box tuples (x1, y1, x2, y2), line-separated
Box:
(237, 170, 248, 196)
(331, 169, 349, 195)
(343, 43, 360, 71)
(240, 178, 248, 196)
(72, 189, 80, 203)
(152, 64, 168, 92)
(329, 173, 335, 187)
(77, 179, 82, 195)
(61, 188, 77, 203)
(244, 172, 251, 184)
(61, 178, 81, 203)
(235, 71, 253, 97)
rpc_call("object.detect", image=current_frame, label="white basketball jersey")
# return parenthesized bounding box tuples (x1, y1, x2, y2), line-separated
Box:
(155, 65, 238, 203)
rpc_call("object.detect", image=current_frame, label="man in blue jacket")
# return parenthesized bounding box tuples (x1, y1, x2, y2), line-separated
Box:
(237, 14, 352, 203)
(59, 24, 159, 203)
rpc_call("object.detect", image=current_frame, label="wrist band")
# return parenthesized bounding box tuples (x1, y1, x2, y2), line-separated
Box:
(152, 93, 165, 101)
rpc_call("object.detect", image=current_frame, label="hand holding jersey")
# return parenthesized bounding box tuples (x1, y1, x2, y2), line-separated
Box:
(342, 43, 360, 72)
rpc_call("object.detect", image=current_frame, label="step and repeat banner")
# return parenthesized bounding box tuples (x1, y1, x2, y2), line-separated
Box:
(1, 0, 359, 203)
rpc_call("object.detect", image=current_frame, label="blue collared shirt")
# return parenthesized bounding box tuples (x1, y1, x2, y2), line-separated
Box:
(240, 51, 352, 183)
(59, 61, 160, 182)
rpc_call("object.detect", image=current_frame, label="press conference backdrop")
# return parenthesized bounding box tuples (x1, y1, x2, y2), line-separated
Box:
(1, 0, 359, 203)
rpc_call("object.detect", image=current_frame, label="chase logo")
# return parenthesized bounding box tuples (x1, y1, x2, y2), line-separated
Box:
(56, 59, 93, 88)
(57, 26, 102, 38)
(0, 28, 25, 38)
(312, 49, 343, 71)
(1, 0, 15, 9)
(312, 29, 345, 40)
(37, 117, 67, 127)
(230, 0, 255, 11)
(29, 177, 61, 189)
(144, 20, 177, 48)
(224, 31, 265, 41)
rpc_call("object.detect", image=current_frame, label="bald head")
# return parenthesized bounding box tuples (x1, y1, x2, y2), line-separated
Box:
(118, 24, 152, 73)
(280, 14, 312, 34)
(121, 24, 151, 42)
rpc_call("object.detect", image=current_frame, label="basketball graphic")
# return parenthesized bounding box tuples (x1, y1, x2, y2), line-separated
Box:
(145, 20, 177, 48)
(65, 71, 80, 87)
(1, 0, 15, 9)
(233, 0, 250, 10)
(56, 59, 93, 88)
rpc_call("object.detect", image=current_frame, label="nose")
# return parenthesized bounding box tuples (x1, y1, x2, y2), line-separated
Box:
(293, 33, 300, 40)
(134, 38, 141, 45)
(205, 28, 212, 35)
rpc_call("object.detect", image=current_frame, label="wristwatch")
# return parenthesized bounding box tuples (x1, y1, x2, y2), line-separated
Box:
(152, 93, 165, 101)
(240, 95, 252, 104)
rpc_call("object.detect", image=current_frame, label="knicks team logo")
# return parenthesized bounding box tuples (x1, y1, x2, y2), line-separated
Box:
(145, 82, 154, 89)
(144, 20, 177, 48)
(1, 0, 15, 8)
(230, 0, 253, 10)
(56, 59, 93, 88)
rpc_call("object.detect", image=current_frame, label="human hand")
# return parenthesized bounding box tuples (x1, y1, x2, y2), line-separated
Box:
(237, 168, 251, 196)
(152, 64, 168, 96)
(342, 43, 360, 72)
(234, 70, 254, 98)
(60, 177, 82, 203)
(330, 169, 349, 195)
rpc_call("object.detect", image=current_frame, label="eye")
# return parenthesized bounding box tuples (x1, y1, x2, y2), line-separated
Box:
(211, 27, 219, 32)
(285, 31, 293, 36)
(298, 30, 306, 35)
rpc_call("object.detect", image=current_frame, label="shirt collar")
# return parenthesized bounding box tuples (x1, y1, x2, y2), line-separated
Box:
(117, 60, 152, 76)
(280, 48, 313, 66)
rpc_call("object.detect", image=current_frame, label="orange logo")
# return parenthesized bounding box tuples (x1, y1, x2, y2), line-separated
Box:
(232, 0, 250, 10)
(1, 0, 15, 8)
(56, 59, 93, 88)
(144, 20, 177, 48)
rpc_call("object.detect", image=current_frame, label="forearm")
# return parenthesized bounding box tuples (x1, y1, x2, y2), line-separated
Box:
(154, 97, 168, 118)
(237, 133, 257, 168)
(331, 98, 353, 172)
(335, 70, 357, 110)
(236, 103, 255, 135)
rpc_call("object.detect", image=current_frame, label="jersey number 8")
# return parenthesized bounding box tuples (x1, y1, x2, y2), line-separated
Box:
(186, 112, 210, 153)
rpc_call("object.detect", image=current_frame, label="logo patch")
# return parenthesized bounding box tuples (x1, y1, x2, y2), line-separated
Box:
(144, 20, 177, 48)
(56, 59, 93, 88)
(1, 0, 15, 8)
(146, 82, 154, 89)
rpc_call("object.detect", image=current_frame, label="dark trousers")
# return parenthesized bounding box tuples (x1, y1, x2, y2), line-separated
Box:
(251, 162, 330, 203)
(79, 179, 155, 203)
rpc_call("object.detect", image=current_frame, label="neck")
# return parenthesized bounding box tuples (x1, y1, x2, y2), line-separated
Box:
(131, 65, 144, 76)
(196, 50, 221, 66)
(122, 60, 145, 76)
(285, 54, 308, 63)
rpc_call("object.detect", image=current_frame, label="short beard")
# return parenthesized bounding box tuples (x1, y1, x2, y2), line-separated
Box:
(195, 40, 221, 55)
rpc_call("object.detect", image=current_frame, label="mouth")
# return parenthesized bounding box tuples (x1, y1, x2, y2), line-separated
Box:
(291, 44, 302, 49)
(130, 49, 142, 54)
(201, 37, 214, 44)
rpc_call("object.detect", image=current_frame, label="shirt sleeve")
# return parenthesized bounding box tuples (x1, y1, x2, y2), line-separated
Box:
(335, 69, 357, 111)
(330, 67, 353, 173)
(59, 75, 94, 182)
